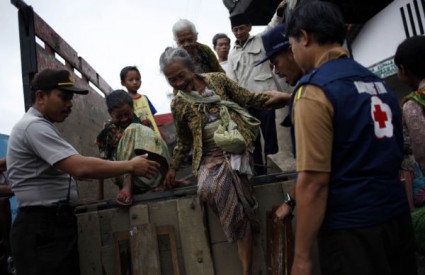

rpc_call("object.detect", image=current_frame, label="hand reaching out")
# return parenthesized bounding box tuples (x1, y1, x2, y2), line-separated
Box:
(130, 154, 160, 179)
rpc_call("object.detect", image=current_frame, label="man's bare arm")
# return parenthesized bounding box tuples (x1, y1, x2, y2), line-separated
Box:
(291, 171, 329, 275)
(55, 154, 160, 180)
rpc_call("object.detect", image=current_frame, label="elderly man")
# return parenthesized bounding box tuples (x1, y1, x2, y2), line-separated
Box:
(285, 2, 417, 275)
(212, 33, 231, 73)
(7, 69, 160, 275)
(227, 0, 286, 175)
(172, 19, 224, 74)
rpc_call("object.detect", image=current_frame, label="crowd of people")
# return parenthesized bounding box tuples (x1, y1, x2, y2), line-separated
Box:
(1, 0, 424, 274)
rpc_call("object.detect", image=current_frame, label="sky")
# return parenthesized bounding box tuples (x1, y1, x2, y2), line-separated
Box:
(0, 0, 265, 135)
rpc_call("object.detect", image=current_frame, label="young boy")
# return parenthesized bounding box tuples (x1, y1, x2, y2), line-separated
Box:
(120, 66, 162, 138)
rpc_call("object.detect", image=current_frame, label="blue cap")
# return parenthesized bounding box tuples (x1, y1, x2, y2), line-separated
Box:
(256, 24, 290, 66)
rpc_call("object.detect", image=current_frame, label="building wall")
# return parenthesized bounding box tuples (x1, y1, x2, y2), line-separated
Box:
(352, 0, 425, 68)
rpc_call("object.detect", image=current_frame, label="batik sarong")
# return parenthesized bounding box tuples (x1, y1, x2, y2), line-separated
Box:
(197, 119, 257, 242)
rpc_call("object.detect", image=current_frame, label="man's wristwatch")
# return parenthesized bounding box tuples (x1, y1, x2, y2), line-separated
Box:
(284, 193, 296, 209)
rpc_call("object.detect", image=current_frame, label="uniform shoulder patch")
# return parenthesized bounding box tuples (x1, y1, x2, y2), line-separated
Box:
(294, 85, 308, 103)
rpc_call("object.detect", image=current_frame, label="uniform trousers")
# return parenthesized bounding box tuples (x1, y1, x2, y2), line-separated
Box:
(318, 212, 417, 275)
(11, 205, 80, 275)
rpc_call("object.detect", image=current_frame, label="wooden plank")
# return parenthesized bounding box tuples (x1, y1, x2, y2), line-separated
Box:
(98, 208, 130, 274)
(149, 200, 181, 245)
(98, 76, 113, 96)
(206, 205, 227, 243)
(77, 211, 102, 275)
(157, 225, 180, 275)
(211, 241, 241, 275)
(206, 181, 289, 274)
(100, 245, 115, 275)
(149, 200, 186, 274)
(129, 203, 150, 226)
(131, 224, 161, 275)
(177, 197, 215, 275)
(113, 231, 131, 275)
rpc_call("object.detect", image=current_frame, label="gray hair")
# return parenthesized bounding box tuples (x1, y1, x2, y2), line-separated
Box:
(172, 19, 198, 40)
(159, 47, 196, 73)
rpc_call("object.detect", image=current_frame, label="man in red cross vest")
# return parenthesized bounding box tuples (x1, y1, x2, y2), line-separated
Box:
(281, 2, 417, 275)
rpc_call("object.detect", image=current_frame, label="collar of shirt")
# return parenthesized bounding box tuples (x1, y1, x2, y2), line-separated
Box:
(234, 35, 255, 49)
(28, 107, 46, 119)
(315, 47, 349, 68)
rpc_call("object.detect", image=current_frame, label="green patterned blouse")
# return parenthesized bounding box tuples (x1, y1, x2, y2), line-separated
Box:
(170, 72, 270, 176)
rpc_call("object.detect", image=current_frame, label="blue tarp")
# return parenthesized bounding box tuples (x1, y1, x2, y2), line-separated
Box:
(0, 134, 8, 158)
(0, 133, 17, 221)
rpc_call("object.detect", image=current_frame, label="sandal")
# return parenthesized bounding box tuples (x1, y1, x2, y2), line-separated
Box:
(115, 190, 133, 206)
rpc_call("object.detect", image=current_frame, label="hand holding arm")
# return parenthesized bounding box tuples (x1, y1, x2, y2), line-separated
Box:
(262, 90, 291, 108)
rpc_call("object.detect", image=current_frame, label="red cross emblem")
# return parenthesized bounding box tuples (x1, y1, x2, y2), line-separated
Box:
(373, 105, 388, 128)
(370, 96, 393, 138)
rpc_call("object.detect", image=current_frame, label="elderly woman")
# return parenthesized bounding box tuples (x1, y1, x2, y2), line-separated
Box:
(160, 46, 277, 275)
(172, 19, 224, 74)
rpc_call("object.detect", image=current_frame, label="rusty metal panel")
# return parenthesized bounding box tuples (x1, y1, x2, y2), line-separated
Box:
(177, 197, 215, 275)
(77, 211, 103, 275)
(33, 12, 79, 69)
(266, 211, 294, 275)
(78, 57, 113, 94)
(32, 10, 112, 94)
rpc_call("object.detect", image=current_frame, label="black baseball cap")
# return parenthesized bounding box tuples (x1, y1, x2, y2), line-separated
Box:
(31, 69, 89, 95)
(255, 24, 290, 66)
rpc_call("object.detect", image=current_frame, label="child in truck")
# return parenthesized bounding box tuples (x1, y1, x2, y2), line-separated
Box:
(96, 90, 170, 206)
(120, 66, 162, 139)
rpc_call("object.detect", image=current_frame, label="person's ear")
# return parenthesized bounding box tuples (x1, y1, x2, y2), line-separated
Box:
(35, 90, 45, 100)
(247, 24, 252, 32)
(34, 90, 48, 105)
(397, 65, 411, 82)
(300, 29, 310, 46)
